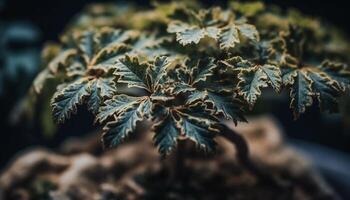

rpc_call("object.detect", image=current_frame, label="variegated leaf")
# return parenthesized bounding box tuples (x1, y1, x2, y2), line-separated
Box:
(186, 91, 246, 125)
(96, 78, 116, 98)
(191, 57, 217, 86)
(167, 7, 259, 48)
(285, 70, 313, 119)
(238, 67, 268, 107)
(260, 64, 282, 92)
(236, 24, 260, 41)
(205, 92, 247, 124)
(96, 94, 143, 123)
(48, 49, 77, 74)
(318, 61, 350, 91)
(87, 79, 102, 114)
(91, 44, 131, 69)
(51, 78, 90, 124)
(219, 26, 240, 49)
(114, 55, 149, 91)
(176, 105, 218, 152)
(153, 110, 181, 155)
(176, 26, 205, 45)
(147, 56, 170, 90)
(308, 70, 342, 113)
(102, 103, 143, 148)
(77, 31, 98, 63)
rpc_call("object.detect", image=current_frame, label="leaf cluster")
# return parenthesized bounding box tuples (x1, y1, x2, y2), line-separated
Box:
(31, 0, 350, 156)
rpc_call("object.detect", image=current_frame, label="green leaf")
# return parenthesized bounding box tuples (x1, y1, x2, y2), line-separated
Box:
(260, 64, 282, 92)
(219, 26, 240, 49)
(153, 110, 181, 155)
(114, 55, 149, 91)
(51, 78, 90, 124)
(147, 56, 170, 90)
(176, 26, 205, 45)
(96, 94, 143, 123)
(176, 105, 218, 152)
(205, 92, 247, 124)
(168, 82, 196, 95)
(102, 103, 143, 148)
(205, 26, 221, 40)
(186, 90, 208, 105)
(167, 7, 259, 48)
(285, 70, 313, 119)
(308, 70, 342, 113)
(96, 78, 116, 98)
(319, 61, 350, 91)
(238, 67, 268, 107)
(98, 28, 137, 48)
(186, 91, 246, 125)
(48, 49, 77, 74)
(91, 44, 131, 70)
(77, 31, 98, 63)
(236, 24, 260, 41)
(128, 34, 172, 58)
(87, 79, 102, 114)
(191, 57, 217, 86)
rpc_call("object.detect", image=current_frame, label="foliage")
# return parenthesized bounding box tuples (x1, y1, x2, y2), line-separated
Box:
(30, 0, 350, 156)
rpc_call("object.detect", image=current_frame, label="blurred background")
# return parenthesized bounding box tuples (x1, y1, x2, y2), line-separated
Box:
(1, 0, 350, 197)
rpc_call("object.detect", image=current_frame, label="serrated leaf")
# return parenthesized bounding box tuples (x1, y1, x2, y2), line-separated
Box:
(191, 57, 217, 86)
(51, 78, 90, 123)
(48, 49, 77, 74)
(102, 103, 143, 148)
(96, 78, 116, 98)
(147, 56, 170, 90)
(176, 106, 218, 152)
(205, 92, 247, 124)
(285, 70, 313, 119)
(87, 80, 102, 114)
(186, 90, 208, 105)
(114, 55, 149, 91)
(186, 91, 246, 125)
(176, 26, 205, 45)
(319, 61, 350, 91)
(77, 31, 98, 63)
(236, 24, 260, 41)
(205, 26, 221, 40)
(308, 70, 342, 113)
(138, 98, 153, 119)
(98, 28, 137, 47)
(128, 34, 172, 59)
(91, 44, 131, 69)
(169, 82, 196, 95)
(260, 64, 282, 92)
(167, 7, 259, 48)
(153, 110, 181, 155)
(238, 67, 268, 107)
(96, 94, 143, 123)
(219, 26, 240, 49)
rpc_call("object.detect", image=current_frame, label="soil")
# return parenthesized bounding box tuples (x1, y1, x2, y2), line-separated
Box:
(0, 116, 338, 200)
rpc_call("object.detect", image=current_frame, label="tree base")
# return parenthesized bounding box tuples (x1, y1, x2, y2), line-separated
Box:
(0, 116, 337, 200)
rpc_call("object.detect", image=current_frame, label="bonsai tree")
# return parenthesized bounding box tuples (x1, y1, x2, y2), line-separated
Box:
(30, 0, 350, 186)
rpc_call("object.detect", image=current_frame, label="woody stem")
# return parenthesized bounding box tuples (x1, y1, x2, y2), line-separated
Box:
(219, 124, 285, 188)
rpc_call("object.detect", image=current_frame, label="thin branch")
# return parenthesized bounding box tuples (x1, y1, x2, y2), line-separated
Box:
(219, 123, 289, 189)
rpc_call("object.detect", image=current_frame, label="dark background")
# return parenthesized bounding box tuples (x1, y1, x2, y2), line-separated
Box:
(1, 0, 350, 197)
